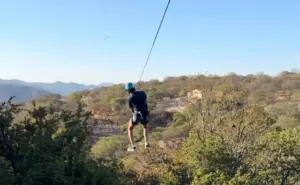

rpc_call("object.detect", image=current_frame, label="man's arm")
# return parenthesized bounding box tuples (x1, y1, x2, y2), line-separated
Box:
(129, 103, 134, 112)
(143, 91, 149, 111)
(143, 91, 147, 100)
(128, 97, 134, 112)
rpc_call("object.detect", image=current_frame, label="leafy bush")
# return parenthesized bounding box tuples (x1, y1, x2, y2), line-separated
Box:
(91, 135, 128, 160)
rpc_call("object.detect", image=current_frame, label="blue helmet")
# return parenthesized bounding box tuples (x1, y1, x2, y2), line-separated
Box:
(125, 82, 135, 90)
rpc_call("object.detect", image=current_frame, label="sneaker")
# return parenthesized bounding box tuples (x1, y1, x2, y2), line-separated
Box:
(145, 143, 150, 149)
(127, 146, 136, 152)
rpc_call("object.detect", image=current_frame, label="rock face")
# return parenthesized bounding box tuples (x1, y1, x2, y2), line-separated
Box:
(164, 97, 188, 112)
(157, 89, 203, 113)
(89, 119, 120, 144)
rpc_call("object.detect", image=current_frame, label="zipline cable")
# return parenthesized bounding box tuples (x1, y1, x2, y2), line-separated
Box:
(137, 0, 172, 87)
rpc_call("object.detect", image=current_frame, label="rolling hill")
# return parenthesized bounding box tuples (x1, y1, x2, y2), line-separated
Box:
(0, 84, 50, 102)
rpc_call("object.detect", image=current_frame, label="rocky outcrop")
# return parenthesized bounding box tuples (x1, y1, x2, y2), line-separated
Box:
(187, 89, 203, 103)
(88, 119, 120, 144)
(164, 97, 188, 112)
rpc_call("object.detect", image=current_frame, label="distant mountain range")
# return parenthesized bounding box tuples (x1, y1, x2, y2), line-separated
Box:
(0, 79, 113, 102)
(0, 83, 49, 102)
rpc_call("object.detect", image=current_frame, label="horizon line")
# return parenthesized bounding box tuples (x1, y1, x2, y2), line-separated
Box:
(1, 68, 298, 85)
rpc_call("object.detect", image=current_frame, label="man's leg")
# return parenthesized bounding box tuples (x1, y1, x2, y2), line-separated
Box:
(127, 113, 138, 152)
(128, 119, 135, 147)
(142, 111, 150, 148)
(143, 124, 150, 148)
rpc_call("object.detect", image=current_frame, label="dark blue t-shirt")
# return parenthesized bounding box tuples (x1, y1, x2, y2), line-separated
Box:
(128, 91, 148, 112)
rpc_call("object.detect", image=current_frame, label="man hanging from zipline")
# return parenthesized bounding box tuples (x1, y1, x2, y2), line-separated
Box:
(125, 82, 150, 151)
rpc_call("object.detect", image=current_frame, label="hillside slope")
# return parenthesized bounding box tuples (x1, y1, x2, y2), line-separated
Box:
(1, 71, 300, 184)
(24, 71, 300, 143)
(0, 84, 50, 102)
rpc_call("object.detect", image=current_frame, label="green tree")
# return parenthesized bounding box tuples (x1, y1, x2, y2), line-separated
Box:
(0, 97, 125, 185)
(251, 130, 300, 185)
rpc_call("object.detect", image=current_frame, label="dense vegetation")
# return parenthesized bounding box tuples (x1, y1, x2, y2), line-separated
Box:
(1, 70, 300, 184)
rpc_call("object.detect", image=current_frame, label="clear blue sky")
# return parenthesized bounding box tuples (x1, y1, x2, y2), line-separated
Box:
(1, 0, 299, 84)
